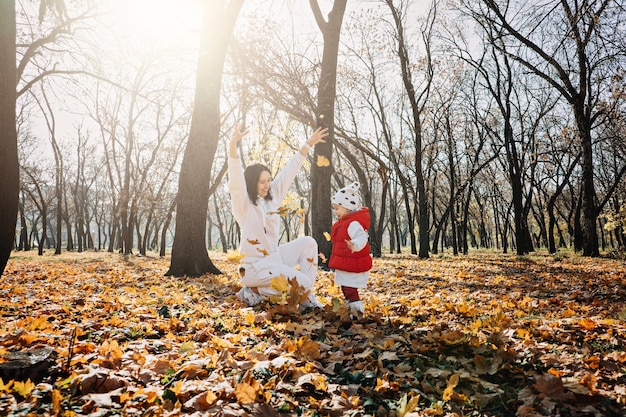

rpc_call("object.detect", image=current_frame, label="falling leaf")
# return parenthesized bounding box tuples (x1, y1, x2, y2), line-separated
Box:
(256, 248, 269, 256)
(323, 232, 331, 241)
(319, 252, 327, 263)
(270, 275, 290, 293)
(316, 155, 330, 167)
(226, 250, 245, 263)
(247, 239, 260, 245)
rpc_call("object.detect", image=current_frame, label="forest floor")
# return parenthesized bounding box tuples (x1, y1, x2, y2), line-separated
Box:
(1, 249, 625, 416)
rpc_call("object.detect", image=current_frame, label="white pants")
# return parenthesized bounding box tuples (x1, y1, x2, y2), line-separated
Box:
(240, 236, 318, 296)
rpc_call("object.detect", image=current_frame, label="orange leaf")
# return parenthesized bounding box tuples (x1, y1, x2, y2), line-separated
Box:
(52, 389, 62, 414)
(442, 374, 459, 401)
(235, 382, 257, 404)
(297, 336, 321, 360)
(578, 318, 597, 330)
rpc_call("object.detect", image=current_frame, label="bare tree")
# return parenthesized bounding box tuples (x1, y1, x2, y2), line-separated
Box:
(308, 0, 348, 262)
(167, 0, 245, 277)
(384, 0, 436, 258)
(472, 0, 625, 256)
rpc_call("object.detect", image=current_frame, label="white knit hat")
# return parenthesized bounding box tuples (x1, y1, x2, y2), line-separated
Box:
(332, 182, 360, 211)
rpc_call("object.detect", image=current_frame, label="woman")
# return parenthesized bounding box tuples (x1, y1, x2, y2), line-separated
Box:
(228, 123, 329, 307)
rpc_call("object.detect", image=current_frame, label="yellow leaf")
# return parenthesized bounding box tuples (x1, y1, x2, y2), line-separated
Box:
(180, 341, 195, 353)
(470, 318, 483, 334)
(256, 248, 269, 256)
(316, 155, 330, 167)
(318, 252, 327, 263)
(323, 232, 331, 241)
(172, 380, 184, 395)
(244, 311, 256, 325)
(396, 393, 420, 417)
(119, 390, 132, 404)
(442, 385, 454, 401)
(226, 250, 245, 263)
(205, 390, 217, 406)
(13, 379, 35, 397)
(270, 275, 290, 293)
(247, 239, 260, 245)
(0, 378, 13, 393)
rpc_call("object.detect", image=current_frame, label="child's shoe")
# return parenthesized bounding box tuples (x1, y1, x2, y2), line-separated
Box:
(348, 300, 364, 317)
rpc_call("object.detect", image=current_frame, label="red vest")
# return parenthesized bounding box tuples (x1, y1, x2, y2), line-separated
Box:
(328, 208, 372, 273)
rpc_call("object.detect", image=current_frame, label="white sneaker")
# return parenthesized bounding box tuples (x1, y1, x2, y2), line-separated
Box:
(236, 286, 265, 306)
(300, 293, 324, 309)
(348, 300, 364, 314)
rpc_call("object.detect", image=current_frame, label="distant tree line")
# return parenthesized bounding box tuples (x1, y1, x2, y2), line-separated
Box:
(3, 0, 625, 276)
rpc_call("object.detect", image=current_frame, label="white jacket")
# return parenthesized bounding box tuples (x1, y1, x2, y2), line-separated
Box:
(228, 151, 306, 265)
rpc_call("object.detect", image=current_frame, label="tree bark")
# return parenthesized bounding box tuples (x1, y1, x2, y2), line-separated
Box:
(308, 0, 347, 263)
(166, 0, 244, 277)
(0, 0, 18, 276)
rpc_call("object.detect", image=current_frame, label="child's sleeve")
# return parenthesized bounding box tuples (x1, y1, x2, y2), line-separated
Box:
(347, 221, 369, 252)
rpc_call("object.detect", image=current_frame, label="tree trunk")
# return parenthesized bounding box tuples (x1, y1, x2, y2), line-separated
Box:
(160, 199, 176, 257)
(309, 0, 347, 263)
(167, 1, 244, 277)
(385, 0, 433, 258)
(0, 0, 18, 276)
(213, 196, 227, 253)
(18, 199, 29, 251)
(574, 103, 599, 256)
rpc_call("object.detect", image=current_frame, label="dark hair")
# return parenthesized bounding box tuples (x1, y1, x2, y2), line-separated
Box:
(244, 163, 273, 205)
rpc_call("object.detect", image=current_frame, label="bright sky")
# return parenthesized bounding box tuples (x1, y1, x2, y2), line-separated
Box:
(27, 0, 370, 156)
(99, 0, 203, 60)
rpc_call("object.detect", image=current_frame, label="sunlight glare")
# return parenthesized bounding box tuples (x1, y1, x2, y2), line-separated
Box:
(106, 0, 201, 51)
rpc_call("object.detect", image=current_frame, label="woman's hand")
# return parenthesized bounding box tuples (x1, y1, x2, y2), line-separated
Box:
(300, 127, 329, 155)
(230, 123, 249, 158)
(306, 126, 329, 147)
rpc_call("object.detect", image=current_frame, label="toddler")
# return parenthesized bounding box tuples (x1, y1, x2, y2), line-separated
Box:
(328, 182, 372, 316)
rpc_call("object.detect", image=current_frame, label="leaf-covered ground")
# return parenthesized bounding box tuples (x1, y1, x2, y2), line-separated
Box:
(1, 250, 625, 416)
